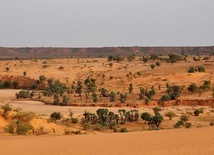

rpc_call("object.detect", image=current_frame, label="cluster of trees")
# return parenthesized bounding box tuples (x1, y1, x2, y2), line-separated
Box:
(16, 90, 35, 99)
(82, 108, 139, 129)
(173, 114, 191, 128)
(139, 86, 155, 103)
(108, 55, 124, 63)
(161, 85, 182, 101)
(188, 66, 205, 73)
(141, 107, 163, 129)
(188, 80, 211, 93)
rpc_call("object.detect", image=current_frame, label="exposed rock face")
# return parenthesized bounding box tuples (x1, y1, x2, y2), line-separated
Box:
(158, 99, 214, 107)
(0, 75, 45, 89)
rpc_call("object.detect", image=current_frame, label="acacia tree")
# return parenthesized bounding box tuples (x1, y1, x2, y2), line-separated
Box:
(141, 112, 152, 124)
(165, 111, 176, 120)
(129, 83, 133, 94)
(1, 103, 12, 118)
(119, 93, 127, 103)
(5, 67, 10, 72)
(109, 91, 116, 102)
(75, 81, 83, 97)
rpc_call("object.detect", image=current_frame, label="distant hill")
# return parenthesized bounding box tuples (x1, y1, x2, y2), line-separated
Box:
(0, 46, 213, 59)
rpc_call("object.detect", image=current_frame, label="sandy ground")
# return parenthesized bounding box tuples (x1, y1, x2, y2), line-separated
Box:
(0, 127, 213, 155)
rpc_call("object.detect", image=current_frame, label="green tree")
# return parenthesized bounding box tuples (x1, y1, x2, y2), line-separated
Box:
(75, 81, 83, 97)
(149, 114, 163, 129)
(23, 71, 27, 76)
(119, 93, 127, 103)
(188, 83, 198, 92)
(5, 67, 10, 72)
(150, 64, 155, 69)
(141, 112, 152, 123)
(165, 111, 175, 120)
(109, 91, 116, 102)
(1, 103, 12, 118)
(128, 83, 133, 94)
(61, 95, 69, 106)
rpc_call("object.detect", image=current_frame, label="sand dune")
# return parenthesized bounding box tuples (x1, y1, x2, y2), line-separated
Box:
(0, 127, 213, 155)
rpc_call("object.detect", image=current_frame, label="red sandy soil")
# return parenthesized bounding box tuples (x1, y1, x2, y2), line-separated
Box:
(0, 127, 214, 155)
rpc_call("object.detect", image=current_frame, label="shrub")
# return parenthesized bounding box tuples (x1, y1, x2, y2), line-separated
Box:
(16, 121, 33, 135)
(61, 95, 70, 106)
(156, 62, 161, 66)
(201, 80, 211, 90)
(92, 93, 98, 102)
(188, 83, 198, 92)
(13, 112, 35, 123)
(160, 94, 171, 101)
(4, 123, 15, 134)
(150, 64, 155, 69)
(193, 109, 201, 116)
(194, 109, 203, 116)
(174, 114, 190, 128)
(16, 90, 31, 98)
(71, 118, 79, 124)
(59, 66, 64, 70)
(152, 107, 161, 115)
(119, 93, 127, 103)
(188, 66, 197, 73)
(50, 112, 62, 120)
(39, 75, 46, 82)
(197, 66, 205, 72)
(141, 112, 152, 123)
(185, 122, 192, 128)
(165, 111, 176, 120)
(148, 114, 163, 129)
(13, 81, 19, 89)
(1, 103, 12, 118)
(5, 67, 10, 72)
(120, 128, 128, 132)
(83, 122, 91, 130)
(109, 92, 116, 102)
(210, 122, 214, 126)
(109, 63, 113, 67)
(23, 71, 27, 76)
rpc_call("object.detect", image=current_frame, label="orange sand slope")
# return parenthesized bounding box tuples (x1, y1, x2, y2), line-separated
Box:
(1, 127, 214, 155)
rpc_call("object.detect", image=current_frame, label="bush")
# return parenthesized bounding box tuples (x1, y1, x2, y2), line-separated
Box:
(141, 112, 152, 123)
(16, 121, 33, 135)
(156, 62, 161, 66)
(4, 123, 15, 134)
(83, 122, 91, 130)
(50, 112, 62, 120)
(185, 122, 192, 128)
(197, 66, 205, 72)
(16, 90, 30, 98)
(59, 66, 64, 70)
(120, 128, 128, 132)
(188, 66, 197, 73)
(13, 81, 19, 89)
(150, 64, 155, 69)
(71, 118, 79, 124)
(165, 111, 176, 120)
(194, 109, 202, 116)
(13, 112, 35, 123)
(188, 83, 198, 92)
(1, 103, 12, 118)
(210, 122, 214, 126)
(160, 94, 171, 101)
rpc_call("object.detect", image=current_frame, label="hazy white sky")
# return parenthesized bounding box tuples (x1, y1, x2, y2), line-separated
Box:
(0, 0, 213, 47)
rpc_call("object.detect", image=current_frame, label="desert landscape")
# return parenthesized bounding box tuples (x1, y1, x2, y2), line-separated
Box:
(0, 51, 214, 154)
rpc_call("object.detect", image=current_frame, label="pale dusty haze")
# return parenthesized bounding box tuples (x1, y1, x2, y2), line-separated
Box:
(0, 0, 214, 47)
